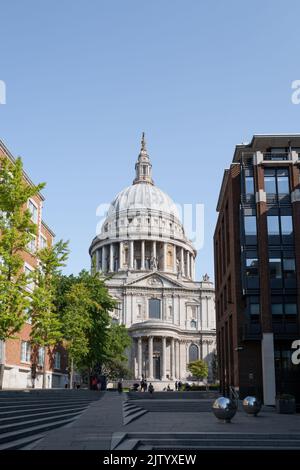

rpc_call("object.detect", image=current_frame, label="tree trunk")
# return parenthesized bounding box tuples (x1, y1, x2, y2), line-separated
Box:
(0, 341, 6, 390)
(69, 357, 74, 389)
(42, 348, 47, 389)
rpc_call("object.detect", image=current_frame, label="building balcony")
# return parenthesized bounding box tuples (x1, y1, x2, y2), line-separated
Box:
(263, 152, 291, 161)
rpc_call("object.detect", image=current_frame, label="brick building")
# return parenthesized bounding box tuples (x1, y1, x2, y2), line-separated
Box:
(214, 135, 300, 405)
(0, 140, 68, 389)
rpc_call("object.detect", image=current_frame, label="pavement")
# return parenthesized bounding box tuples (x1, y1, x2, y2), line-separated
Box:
(32, 391, 300, 450)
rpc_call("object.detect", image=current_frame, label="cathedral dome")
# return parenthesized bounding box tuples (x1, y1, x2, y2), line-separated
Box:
(108, 183, 180, 221)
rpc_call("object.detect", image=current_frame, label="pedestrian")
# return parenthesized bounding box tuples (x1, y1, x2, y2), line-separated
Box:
(117, 380, 123, 393)
(148, 383, 154, 395)
(175, 381, 178, 391)
(91, 376, 97, 390)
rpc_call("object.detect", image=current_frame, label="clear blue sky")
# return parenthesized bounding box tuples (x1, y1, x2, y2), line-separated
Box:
(1, 0, 300, 279)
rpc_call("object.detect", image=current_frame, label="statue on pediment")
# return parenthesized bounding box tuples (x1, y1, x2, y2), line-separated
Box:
(150, 256, 158, 270)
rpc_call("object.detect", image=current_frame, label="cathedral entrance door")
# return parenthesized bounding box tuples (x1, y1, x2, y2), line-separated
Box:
(153, 356, 161, 380)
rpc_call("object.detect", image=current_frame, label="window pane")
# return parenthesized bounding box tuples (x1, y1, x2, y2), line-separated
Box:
(38, 347, 45, 365)
(189, 344, 198, 362)
(246, 258, 258, 276)
(55, 352, 61, 369)
(264, 176, 276, 193)
(245, 177, 254, 194)
(149, 299, 161, 319)
(281, 216, 293, 235)
(244, 216, 257, 235)
(283, 258, 296, 278)
(269, 258, 282, 278)
(267, 216, 280, 235)
(277, 168, 288, 177)
(277, 176, 289, 194)
(250, 303, 260, 315)
(29, 200, 38, 223)
(285, 303, 297, 315)
(271, 303, 283, 315)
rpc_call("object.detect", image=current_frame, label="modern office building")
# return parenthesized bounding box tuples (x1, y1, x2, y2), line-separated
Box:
(89, 134, 216, 389)
(214, 134, 300, 405)
(0, 140, 68, 389)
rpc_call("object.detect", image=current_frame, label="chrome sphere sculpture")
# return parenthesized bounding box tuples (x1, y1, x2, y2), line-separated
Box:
(242, 396, 261, 416)
(212, 397, 237, 423)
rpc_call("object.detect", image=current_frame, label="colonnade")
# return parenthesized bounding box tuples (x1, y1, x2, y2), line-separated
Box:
(135, 335, 182, 381)
(94, 240, 195, 279)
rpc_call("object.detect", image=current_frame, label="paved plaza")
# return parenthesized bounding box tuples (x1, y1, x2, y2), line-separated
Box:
(28, 391, 300, 450)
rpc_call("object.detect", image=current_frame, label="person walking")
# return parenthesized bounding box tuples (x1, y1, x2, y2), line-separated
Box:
(148, 383, 154, 395)
(117, 380, 123, 393)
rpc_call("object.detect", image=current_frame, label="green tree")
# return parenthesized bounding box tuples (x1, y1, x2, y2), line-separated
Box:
(61, 282, 94, 388)
(30, 240, 69, 388)
(102, 359, 132, 381)
(187, 359, 209, 381)
(56, 270, 131, 386)
(0, 156, 45, 388)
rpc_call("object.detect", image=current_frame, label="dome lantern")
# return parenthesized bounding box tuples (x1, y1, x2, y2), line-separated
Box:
(133, 132, 154, 186)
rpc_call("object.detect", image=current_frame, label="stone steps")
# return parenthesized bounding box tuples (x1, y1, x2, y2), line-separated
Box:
(0, 405, 87, 422)
(126, 399, 212, 413)
(127, 391, 220, 400)
(111, 432, 300, 450)
(123, 401, 148, 425)
(0, 390, 102, 449)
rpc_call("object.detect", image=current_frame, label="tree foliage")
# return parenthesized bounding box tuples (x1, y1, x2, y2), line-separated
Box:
(56, 270, 131, 379)
(187, 359, 209, 380)
(0, 156, 45, 340)
(30, 240, 69, 387)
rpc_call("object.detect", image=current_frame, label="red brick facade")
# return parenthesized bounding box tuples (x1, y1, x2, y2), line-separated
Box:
(0, 140, 68, 389)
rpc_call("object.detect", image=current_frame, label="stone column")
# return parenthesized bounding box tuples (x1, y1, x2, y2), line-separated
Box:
(180, 248, 185, 276)
(161, 337, 167, 380)
(109, 244, 114, 272)
(101, 245, 106, 272)
(129, 240, 134, 270)
(186, 251, 190, 278)
(148, 336, 153, 380)
(190, 254, 193, 279)
(138, 337, 142, 379)
(95, 249, 99, 272)
(141, 240, 145, 270)
(171, 338, 175, 380)
(119, 241, 123, 270)
(152, 240, 157, 259)
(163, 243, 167, 271)
(175, 340, 180, 380)
(173, 244, 177, 273)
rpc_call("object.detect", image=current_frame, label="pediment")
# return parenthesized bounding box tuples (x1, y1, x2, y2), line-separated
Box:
(125, 272, 184, 289)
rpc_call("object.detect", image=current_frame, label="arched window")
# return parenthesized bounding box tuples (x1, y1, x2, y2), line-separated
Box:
(189, 343, 199, 362)
(149, 298, 161, 319)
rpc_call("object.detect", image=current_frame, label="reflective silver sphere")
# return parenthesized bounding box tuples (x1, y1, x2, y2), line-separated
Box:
(212, 397, 237, 423)
(242, 396, 261, 416)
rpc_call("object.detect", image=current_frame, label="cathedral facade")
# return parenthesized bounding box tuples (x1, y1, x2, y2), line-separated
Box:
(89, 135, 216, 389)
